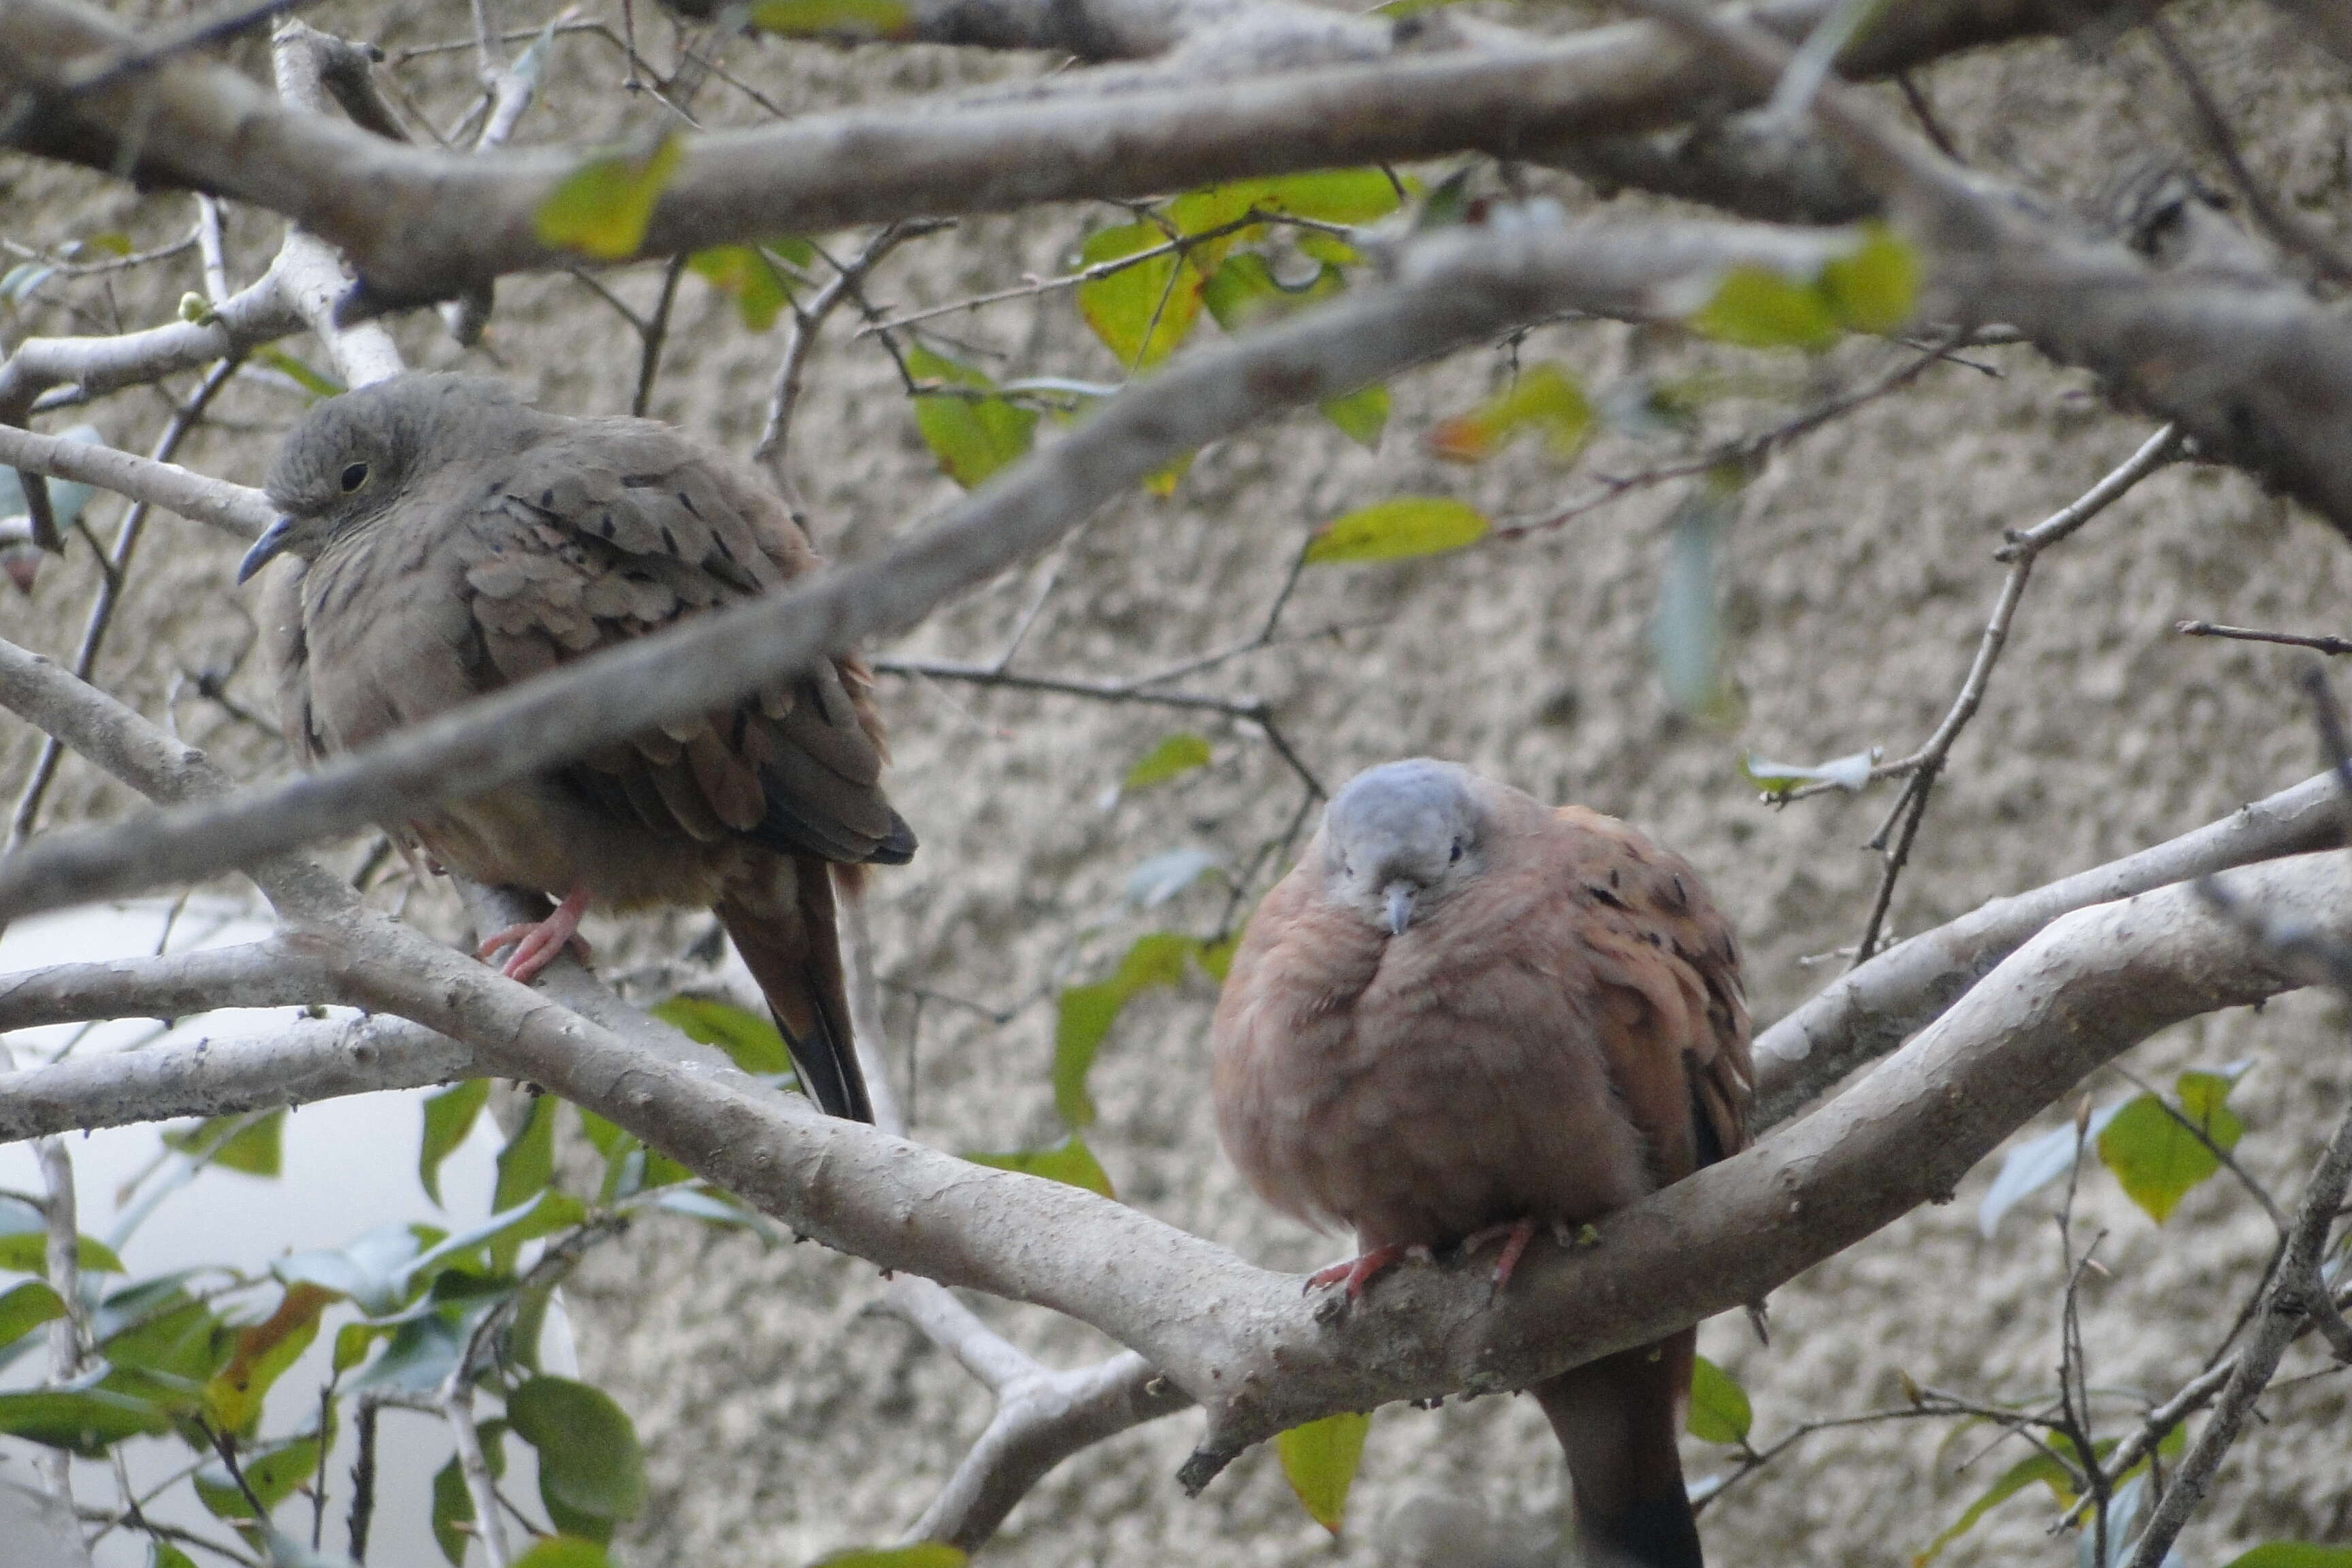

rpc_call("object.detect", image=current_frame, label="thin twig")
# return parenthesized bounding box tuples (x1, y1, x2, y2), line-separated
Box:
(755, 223, 932, 483)
(630, 254, 689, 418)
(6, 357, 239, 861)
(2178, 620, 2352, 657)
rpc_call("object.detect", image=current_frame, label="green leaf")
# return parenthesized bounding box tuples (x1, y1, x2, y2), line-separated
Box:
(652, 994, 795, 1076)
(194, 1434, 320, 1520)
(0, 1391, 172, 1457)
(1054, 933, 1197, 1127)
(1428, 363, 1590, 463)
(2223, 1547, 2352, 1568)
(431, 1454, 473, 1566)
(1914, 1446, 2082, 1566)
(206, 1283, 335, 1434)
(0, 1229, 125, 1276)
(1320, 382, 1389, 450)
(164, 1109, 285, 1177)
(150, 1543, 200, 1568)
(255, 346, 345, 399)
(508, 1375, 647, 1529)
(1685, 1356, 1752, 1445)
(688, 245, 796, 332)
(419, 1079, 490, 1207)
(1820, 225, 1917, 334)
(492, 1094, 559, 1219)
(0, 1279, 65, 1349)
(2097, 1078, 2243, 1225)
(1077, 223, 1203, 370)
(813, 1546, 966, 1568)
(1124, 733, 1212, 790)
(746, 0, 913, 37)
(0, 1388, 172, 1454)
(1303, 497, 1488, 565)
(332, 1321, 378, 1375)
(1275, 1409, 1371, 1535)
(1692, 266, 1840, 351)
(1255, 168, 1403, 226)
(101, 1295, 227, 1390)
(535, 134, 683, 261)
(966, 1134, 1116, 1200)
(906, 345, 1039, 490)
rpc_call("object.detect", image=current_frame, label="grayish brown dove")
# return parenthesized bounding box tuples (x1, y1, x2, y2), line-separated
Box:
(240, 373, 915, 1122)
(1211, 759, 1752, 1568)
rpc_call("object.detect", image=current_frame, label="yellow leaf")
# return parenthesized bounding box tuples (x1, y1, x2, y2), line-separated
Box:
(1277, 1411, 1371, 1534)
(536, 135, 684, 261)
(1305, 496, 1488, 564)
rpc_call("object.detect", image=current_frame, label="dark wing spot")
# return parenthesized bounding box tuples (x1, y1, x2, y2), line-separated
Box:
(1608, 867, 1622, 888)
(659, 526, 679, 555)
(599, 513, 615, 539)
(1586, 882, 1629, 910)
(711, 533, 734, 560)
(676, 490, 702, 517)
(540, 488, 555, 507)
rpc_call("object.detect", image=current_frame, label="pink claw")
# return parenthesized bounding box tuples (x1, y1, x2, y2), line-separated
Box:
(1463, 1218, 1540, 1288)
(476, 885, 594, 983)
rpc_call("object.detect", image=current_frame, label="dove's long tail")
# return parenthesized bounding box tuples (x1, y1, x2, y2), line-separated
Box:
(717, 860, 872, 1124)
(1533, 1327, 1705, 1568)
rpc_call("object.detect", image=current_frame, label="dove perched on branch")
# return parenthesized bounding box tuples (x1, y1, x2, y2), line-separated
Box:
(242, 373, 915, 1122)
(1211, 759, 1752, 1568)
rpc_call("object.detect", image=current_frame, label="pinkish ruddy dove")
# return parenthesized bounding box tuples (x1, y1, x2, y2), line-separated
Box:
(1211, 759, 1752, 1567)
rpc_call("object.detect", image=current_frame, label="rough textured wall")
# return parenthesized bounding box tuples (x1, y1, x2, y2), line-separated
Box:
(5, 1, 2349, 1564)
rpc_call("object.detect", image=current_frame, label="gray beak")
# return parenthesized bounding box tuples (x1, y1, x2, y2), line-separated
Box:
(1383, 882, 1416, 936)
(237, 516, 297, 584)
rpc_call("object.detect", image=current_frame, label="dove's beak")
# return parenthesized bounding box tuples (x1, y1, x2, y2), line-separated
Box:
(1384, 882, 1417, 936)
(237, 517, 297, 584)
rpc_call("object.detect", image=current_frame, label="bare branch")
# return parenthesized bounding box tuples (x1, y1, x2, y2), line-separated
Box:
(0, 0, 2140, 310)
(0, 1012, 476, 1141)
(1752, 770, 2344, 1122)
(0, 425, 276, 540)
(2178, 620, 2352, 657)
(0, 636, 351, 921)
(0, 938, 332, 1032)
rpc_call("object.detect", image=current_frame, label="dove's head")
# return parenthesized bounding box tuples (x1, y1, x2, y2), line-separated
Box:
(239, 374, 535, 583)
(1320, 758, 1490, 936)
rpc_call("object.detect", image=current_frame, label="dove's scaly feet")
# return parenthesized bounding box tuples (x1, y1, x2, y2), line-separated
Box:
(477, 885, 594, 982)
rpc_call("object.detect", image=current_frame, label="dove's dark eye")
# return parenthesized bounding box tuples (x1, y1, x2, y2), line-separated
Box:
(1450, 840, 1465, 864)
(340, 462, 370, 493)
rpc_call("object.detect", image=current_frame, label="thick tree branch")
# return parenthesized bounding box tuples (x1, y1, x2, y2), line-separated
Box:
(0, 0, 2130, 310)
(0, 262, 303, 430)
(0, 1013, 475, 1141)
(1631, 0, 2352, 536)
(0, 939, 331, 1031)
(327, 845, 2352, 1486)
(0, 426, 275, 540)
(0, 636, 348, 919)
(0, 216, 1859, 922)
(1752, 770, 2342, 1121)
